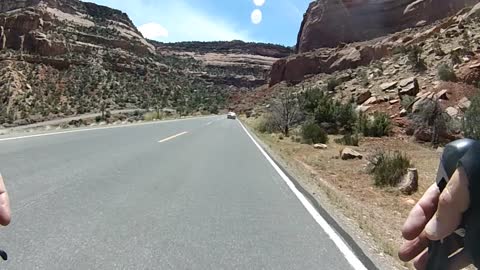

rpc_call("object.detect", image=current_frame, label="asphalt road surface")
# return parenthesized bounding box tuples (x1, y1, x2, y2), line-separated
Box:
(0, 116, 368, 269)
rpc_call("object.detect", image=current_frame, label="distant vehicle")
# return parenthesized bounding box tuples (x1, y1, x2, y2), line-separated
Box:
(227, 112, 237, 120)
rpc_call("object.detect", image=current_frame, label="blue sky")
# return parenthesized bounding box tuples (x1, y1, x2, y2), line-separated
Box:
(87, 0, 311, 46)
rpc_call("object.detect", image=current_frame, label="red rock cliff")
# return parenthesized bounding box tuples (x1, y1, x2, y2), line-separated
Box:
(297, 0, 478, 53)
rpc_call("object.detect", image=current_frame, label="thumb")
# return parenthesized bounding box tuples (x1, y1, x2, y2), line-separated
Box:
(425, 167, 470, 241)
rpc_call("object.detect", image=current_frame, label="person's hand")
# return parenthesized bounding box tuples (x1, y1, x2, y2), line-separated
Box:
(0, 174, 11, 226)
(398, 167, 472, 269)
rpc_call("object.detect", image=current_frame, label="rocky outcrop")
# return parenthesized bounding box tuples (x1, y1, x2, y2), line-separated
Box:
(270, 43, 390, 86)
(297, 0, 478, 53)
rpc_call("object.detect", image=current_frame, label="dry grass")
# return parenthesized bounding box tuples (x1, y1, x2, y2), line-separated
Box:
(245, 116, 440, 268)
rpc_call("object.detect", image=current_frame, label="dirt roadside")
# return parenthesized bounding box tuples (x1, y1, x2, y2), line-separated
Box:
(241, 116, 446, 270)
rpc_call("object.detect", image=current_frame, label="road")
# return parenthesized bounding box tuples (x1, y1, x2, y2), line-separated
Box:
(0, 116, 369, 269)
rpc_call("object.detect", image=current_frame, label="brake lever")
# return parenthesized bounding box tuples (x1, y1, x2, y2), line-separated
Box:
(426, 139, 477, 270)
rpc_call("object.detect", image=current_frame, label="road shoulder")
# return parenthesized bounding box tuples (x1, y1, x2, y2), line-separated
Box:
(240, 119, 405, 270)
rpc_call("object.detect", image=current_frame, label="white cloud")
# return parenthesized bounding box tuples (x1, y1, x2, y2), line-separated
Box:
(250, 9, 262, 25)
(253, 0, 266, 7)
(125, 0, 251, 42)
(138, 22, 169, 39)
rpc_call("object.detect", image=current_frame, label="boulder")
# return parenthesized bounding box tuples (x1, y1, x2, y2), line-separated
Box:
(458, 97, 472, 111)
(434, 89, 449, 100)
(380, 81, 398, 91)
(355, 90, 372, 105)
(363, 97, 382, 105)
(389, 99, 400, 105)
(398, 77, 420, 96)
(314, 143, 328, 150)
(445, 107, 459, 117)
(400, 109, 408, 117)
(398, 168, 419, 195)
(340, 148, 363, 160)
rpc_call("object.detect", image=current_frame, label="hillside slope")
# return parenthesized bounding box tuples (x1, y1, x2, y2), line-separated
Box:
(0, 0, 288, 127)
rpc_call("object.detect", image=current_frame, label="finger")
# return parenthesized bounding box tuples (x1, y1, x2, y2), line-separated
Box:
(399, 232, 430, 262)
(402, 184, 440, 240)
(0, 174, 10, 226)
(413, 250, 429, 270)
(425, 168, 470, 241)
(448, 249, 473, 270)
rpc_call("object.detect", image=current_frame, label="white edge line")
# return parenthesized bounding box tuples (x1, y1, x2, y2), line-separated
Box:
(237, 120, 368, 270)
(158, 132, 188, 143)
(0, 116, 213, 142)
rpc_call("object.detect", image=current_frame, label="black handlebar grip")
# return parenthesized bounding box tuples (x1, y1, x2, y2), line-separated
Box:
(427, 139, 478, 270)
(458, 140, 480, 267)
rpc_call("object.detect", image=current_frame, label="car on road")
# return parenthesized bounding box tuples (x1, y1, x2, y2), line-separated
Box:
(227, 112, 237, 120)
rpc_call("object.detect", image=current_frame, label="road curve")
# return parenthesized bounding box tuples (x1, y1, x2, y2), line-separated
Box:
(0, 116, 368, 269)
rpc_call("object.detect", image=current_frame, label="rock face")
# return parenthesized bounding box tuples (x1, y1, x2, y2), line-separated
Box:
(297, 0, 478, 53)
(270, 43, 390, 86)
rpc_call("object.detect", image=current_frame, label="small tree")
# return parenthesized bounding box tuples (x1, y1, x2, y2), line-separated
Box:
(271, 88, 303, 136)
(463, 92, 480, 140)
(412, 98, 450, 144)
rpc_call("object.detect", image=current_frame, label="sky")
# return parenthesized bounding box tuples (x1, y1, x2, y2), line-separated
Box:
(87, 0, 312, 46)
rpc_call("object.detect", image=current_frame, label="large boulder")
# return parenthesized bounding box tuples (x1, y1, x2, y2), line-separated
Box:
(340, 147, 363, 160)
(296, 0, 478, 53)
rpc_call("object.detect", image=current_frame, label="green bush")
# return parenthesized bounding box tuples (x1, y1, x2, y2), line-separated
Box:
(95, 115, 102, 122)
(438, 64, 457, 82)
(450, 50, 462, 65)
(303, 88, 357, 132)
(358, 112, 392, 137)
(463, 92, 480, 140)
(334, 133, 360, 146)
(407, 45, 427, 71)
(326, 77, 340, 92)
(301, 122, 329, 144)
(369, 151, 412, 187)
(401, 96, 416, 112)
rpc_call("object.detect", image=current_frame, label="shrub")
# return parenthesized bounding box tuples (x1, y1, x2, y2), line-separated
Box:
(463, 92, 480, 140)
(105, 110, 111, 119)
(450, 50, 462, 65)
(411, 99, 450, 144)
(369, 151, 412, 187)
(432, 41, 445, 56)
(357, 70, 369, 87)
(358, 112, 392, 137)
(407, 45, 427, 71)
(334, 133, 360, 146)
(301, 122, 329, 144)
(401, 95, 416, 112)
(438, 64, 457, 82)
(95, 115, 102, 122)
(256, 114, 279, 134)
(460, 32, 472, 52)
(303, 87, 358, 133)
(326, 77, 340, 92)
(336, 103, 358, 133)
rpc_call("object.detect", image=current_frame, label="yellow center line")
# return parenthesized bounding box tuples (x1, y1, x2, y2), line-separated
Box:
(158, 132, 188, 143)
